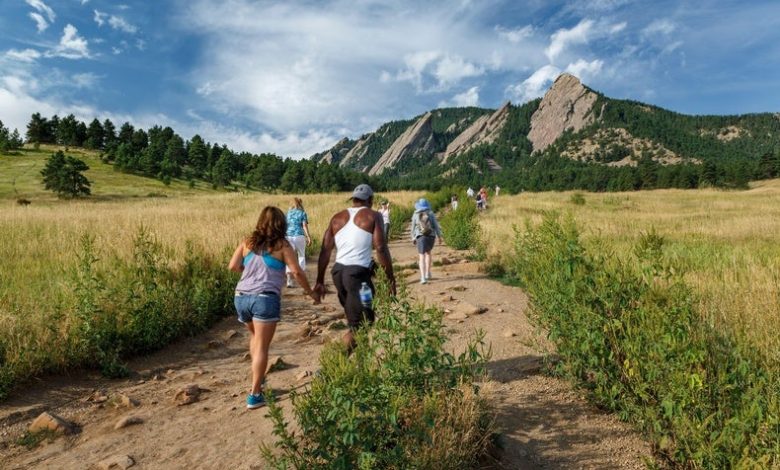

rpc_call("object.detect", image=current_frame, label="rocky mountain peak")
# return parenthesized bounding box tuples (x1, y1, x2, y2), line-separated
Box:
(441, 102, 511, 163)
(527, 73, 599, 153)
(368, 112, 435, 175)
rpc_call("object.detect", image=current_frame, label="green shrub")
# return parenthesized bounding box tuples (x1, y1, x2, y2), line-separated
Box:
(505, 214, 780, 468)
(569, 192, 586, 205)
(440, 199, 481, 251)
(0, 226, 237, 398)
(261, 274, 493, 469)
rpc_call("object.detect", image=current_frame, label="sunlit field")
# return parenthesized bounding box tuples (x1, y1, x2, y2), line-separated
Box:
(0, 189, 419, 394)
(479, 180, 780, 364)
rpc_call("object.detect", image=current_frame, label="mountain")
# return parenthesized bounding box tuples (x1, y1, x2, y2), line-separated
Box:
(313, 74, 780, 191)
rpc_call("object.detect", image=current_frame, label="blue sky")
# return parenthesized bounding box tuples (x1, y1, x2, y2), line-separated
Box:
(1, 0, 779, 158)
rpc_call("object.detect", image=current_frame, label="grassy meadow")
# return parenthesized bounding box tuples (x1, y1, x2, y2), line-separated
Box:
(480, 181, 780, 365)
(0, 145, 420, 396)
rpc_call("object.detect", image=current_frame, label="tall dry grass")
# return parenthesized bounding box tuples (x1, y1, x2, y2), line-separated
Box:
(0, 191, 419, 393)
(479, 180, 780, 363)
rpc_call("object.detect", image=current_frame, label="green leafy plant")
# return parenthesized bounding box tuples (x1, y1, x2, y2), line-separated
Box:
(261, 274, 493, 469)
(504, 213, 780, 468)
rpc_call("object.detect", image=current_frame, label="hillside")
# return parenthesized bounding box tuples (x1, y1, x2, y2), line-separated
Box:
(313, 74, 780, 192)
(0, 145, 220, 201)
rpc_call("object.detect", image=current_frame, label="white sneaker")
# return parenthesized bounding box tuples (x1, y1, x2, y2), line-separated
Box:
(420, 278, 427, 284)
(286, 279, 294, 288)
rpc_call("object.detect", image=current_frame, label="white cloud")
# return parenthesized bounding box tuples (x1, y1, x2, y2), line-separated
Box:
(176, 0, 543, 135)
(433, 55, 484, 88)
(111, 46, 122, 55)
(93, 10, 107, 26)
(565, 58, 604, 80)
(72, 72, 101, 88)
(643, 19, 676, 37)
(25, 0, 55, 22)
(5, 49, 42, 63)
(610, 22, 627, 34)
(29, 12, 49, 32)
(136, 39, 146, 51)
(49, 24, 91, 59)
(94, 10, 138, 33)
(448, 86, 480, 107)
(496, 25, 534, 43)
(109, 15, 138, 33)
(81, 0, 89, 4)
(545, 19, 594, 62)
(506, 64, 561, 102)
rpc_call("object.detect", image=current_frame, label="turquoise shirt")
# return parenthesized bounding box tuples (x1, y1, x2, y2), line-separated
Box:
(286, 209, 308, 237)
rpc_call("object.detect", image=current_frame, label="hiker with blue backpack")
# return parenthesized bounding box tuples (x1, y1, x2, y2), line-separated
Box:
(411, 198, 443, 284)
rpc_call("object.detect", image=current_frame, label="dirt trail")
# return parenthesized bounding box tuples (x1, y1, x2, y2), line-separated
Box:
(0, 235, 651, 469)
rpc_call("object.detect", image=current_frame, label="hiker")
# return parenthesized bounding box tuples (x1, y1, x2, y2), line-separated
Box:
(229, 206, 319, 409)
(379, 200, 391, 241)
(314, 184, 396, 353)
(285, 197, 312, 288)
(451, 194, 459, 211)
(411, 198, 443, 284)
(466, 187, 475, 199)
(476, 191, 484, 211)
(479, 187, 489, 210)
(495, 185, 501, 196)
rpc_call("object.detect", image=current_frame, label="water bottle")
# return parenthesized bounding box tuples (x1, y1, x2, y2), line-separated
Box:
(359, 282, 373, 309)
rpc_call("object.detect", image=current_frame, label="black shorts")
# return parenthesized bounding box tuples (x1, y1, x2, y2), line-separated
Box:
(416, 235, 435, 254)
(331, 263, 375, 329)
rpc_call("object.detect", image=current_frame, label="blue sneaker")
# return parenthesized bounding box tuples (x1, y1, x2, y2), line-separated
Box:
(246, 393, 266, 409)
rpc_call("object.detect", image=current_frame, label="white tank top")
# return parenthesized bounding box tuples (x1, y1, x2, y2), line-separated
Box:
(334, 207, 374, 268)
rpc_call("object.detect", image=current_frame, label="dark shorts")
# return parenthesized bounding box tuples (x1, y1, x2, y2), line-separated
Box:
(416, 235, 435, 254)
(234, 292, 281, 323)
(331, 263, 375, 329)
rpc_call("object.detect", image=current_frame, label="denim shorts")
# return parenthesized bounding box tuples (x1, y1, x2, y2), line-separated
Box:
(234, 292, 281, 323)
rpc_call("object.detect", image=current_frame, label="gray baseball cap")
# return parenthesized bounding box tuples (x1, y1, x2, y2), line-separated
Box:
(352, 183, 374, 201)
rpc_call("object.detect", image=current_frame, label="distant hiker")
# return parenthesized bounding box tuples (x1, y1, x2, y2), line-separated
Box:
(379, 200, 391, 241)
(495, 185, 501, 196)
(479, 187, 489, 210)
(466, 187, 475, 199)
(451, 195, 459, 211)
(285, 197, 312, 288)
(229, 206, 319, 409)
(314, 184, 396, 354)
(411, 198, 443, 284)
(476, 192, 484, 211)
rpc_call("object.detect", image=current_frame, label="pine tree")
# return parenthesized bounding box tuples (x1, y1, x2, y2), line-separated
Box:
(118, 122, 135, 145)
(26, 113, 48, 145)
(40, 150, 91, 198)
(103, 119, 117, 150)
(85, 119, 105, 150)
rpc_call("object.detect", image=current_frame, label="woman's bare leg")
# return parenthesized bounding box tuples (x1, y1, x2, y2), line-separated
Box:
(250, 321, 278, 394)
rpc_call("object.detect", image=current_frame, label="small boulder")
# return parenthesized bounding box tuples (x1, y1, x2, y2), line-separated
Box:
(223, 329, 239, 341)
(86, 389, 109, 403)
(446, 312, 469, 321)
(116, 393, 140, 408)
(296, 324, 312, 338)
(448, 285, 467, 292)
(267, 356, 288, 373)
(173, 384, 207, 406)
(296, 370, 312, 381)
(97, 455, 135, 470)
(206, 340, 223, 349)
(28, 412, 76, 435)
(114, 415, 143, 430)
(502, 330, 517, 338)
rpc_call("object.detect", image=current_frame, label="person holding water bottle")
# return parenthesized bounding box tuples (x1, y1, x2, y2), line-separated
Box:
(314, 184, 396, 354)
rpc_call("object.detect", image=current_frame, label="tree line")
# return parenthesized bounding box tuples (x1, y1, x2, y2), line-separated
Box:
(22, 113, 374, 192)
(0, 120, 24, 153)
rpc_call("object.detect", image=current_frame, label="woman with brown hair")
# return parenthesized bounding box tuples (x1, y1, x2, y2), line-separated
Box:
(285, 197, 312, 288)
(229, 206, 319, 409)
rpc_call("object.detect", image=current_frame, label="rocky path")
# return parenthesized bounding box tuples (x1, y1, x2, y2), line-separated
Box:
(0, 237, 652, 469)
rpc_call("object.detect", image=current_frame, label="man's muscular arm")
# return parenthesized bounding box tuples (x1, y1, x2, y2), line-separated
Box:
(314, 217, 336, 297)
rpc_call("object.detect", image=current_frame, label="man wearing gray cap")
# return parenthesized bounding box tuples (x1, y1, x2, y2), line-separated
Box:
(314, 184, 396, 353)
